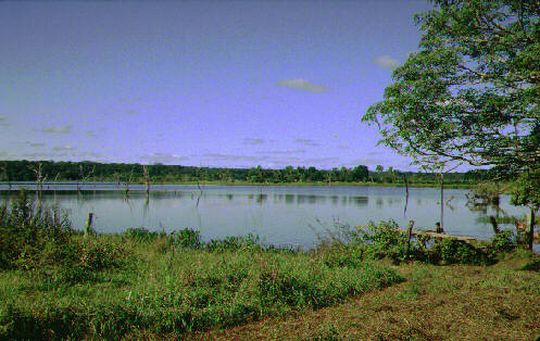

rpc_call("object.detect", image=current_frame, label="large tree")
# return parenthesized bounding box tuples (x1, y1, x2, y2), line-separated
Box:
(363, 0, 539, 244)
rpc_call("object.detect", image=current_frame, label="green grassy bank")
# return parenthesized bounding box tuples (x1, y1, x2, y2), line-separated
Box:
(0, 192, 537, 339)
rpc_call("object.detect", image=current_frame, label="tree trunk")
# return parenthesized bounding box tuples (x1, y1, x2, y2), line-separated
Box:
(84, 212, 94, 237)
(440, 173, 445, 231)
(527, 208, 535, 250)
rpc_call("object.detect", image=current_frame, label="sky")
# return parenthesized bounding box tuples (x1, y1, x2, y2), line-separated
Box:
(0, 0, 434, 171)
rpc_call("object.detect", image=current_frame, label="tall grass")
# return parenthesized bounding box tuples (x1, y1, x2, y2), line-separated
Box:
(0, 193, 525, 339)
(0, 193, 403, 339)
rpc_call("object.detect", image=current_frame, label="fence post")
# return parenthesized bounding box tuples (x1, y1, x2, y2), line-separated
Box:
(84, 212, 94, 237)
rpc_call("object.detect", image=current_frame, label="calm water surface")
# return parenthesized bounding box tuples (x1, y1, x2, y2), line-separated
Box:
(0, 182, 532, 249)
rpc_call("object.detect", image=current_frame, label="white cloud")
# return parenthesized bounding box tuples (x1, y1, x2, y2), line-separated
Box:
(144, 153, 188, 164)
(295, 138, 320, 147)
(276, 79, 327, 93)
(257, 149, 306, 155)
(202, 153, 266, 162)
(243, 138, 266, 145)
(52, 145, 75, 151)
(373, 55, 399, 70)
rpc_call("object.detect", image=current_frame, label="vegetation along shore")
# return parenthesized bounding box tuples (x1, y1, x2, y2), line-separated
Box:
(0, 192, 538, 339)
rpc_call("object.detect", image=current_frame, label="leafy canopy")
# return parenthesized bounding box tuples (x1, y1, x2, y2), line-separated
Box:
(363, 0, 539, 176)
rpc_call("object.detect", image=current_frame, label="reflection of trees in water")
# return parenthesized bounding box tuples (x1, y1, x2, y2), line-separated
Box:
(285, 194, 294, 204)
(256, 194, 267, 204)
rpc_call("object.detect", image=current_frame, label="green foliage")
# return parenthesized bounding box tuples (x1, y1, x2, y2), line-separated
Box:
(124, 227, 165, 242)
(355, 221, 412, 262)
(363, 0, 539, 200)
(0, 190, 72, 270)
(55, 237, 130, 284)
(0, 239, 402, 339)
(168, 228, 202, 249)
(511, 172, 540, 209)
(489, 230, 517, 254)
(430, 239, 491, 265)
(206, 234, 260, 252)
(521, 259, 540, 272)
(0, 160, 497, 186)
(352, 220, 504, 265)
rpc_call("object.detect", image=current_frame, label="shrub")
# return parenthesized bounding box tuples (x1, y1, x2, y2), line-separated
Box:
(124, 227, 165, 243)
(355, 220, 411, 262)
(429, 239, 492, 265)
(0, 190, 72, 270)
(489, 230, 517, 254)
(169, 228, 202, 249)
(206, 234, 260, 252)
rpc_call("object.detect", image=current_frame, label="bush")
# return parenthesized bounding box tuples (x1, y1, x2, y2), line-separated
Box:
(0, 190, 72, 270)
(355, 220, 412, 262)
(206, 234, 260, 252)
(430, 239, 492, 265)
(353, 220, 496, 265)
(124, 227, 165, 243)
(489, 230, 517, 254)
(56, 237, 130, 284)
(169, 228, 202, 249)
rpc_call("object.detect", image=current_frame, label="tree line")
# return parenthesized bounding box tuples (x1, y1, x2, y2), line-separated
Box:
(0, 160, 492, 185)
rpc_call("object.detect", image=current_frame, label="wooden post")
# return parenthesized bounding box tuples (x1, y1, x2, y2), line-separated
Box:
(406, 220, 415, 258)
(435, 222, 444, 234)
(84, 212, 94, 237)
(527, 208, 535, 250)
(489, 216, 500, 235)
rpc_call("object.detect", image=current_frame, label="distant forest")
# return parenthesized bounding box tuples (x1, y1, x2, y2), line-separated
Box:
(0, 160, 494, 185)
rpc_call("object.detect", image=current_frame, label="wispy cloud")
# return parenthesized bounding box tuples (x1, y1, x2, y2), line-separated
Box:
(0, 115, 9, 127)
(41, 125, 72, 134)
(257, 149, 306, 155)
(202, 153, 266, 162)
(52, 145, 75, 151)
(27, 142, 45, 148)
(85, 130, 96, 137)
(304, 157, 340, 164)
(295, 138, 320, 147)
(243, 138, 266, 145)
(144, 153, 188, 164)
(276, 79, 327, 93)
(373, 55, 399, 70)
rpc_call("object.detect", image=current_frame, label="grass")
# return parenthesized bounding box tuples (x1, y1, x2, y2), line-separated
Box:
(201, 250, 540, 340)
(0, 232, 402, 339)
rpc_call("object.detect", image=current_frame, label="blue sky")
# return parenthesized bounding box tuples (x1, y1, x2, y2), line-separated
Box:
(0, 0, 433, 170)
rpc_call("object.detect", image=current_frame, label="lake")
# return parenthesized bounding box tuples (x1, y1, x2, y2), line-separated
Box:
(0, 182, 532, 249)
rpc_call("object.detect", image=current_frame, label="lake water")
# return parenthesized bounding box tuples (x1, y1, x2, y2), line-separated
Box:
(0, 182, 533, 249)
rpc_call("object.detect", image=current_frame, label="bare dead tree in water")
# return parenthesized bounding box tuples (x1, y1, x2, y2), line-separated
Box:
(142, 165, 151, 195)
(124, 167, 135, 198)
(194, 167, 206, 207)
(142, 165, 151, 207)
(402, 175, 409, 216)
(77, 165, 95, 193)
(31, 162, 47, 208)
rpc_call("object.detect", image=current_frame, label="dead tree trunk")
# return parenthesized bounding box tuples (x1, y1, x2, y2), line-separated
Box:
(527, 208, 535, 250)
(84, 212, 94, 237)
